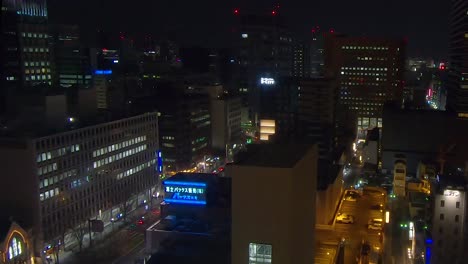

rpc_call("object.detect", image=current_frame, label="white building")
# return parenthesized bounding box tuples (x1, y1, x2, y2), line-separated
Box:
(0, 112, 160, 248)
(431, 185, 467, 264)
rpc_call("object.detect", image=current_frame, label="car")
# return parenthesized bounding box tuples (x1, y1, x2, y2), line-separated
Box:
(344, 195, 357, 202)
(368, 218, 383, 225)
(347, 190, 361, 197)
(336, 213, 355, 224)
(368, 222, 383, 230)
(370, 204, 384, 212)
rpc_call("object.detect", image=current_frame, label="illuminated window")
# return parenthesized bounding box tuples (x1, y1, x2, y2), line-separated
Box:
(249, 243, 272, 264)
(242, 33, 248, 38)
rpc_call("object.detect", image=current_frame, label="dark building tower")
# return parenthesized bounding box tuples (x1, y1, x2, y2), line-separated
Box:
(447, 0, 468, 117)
(310, 26, 325, 77)
(292, 41, 311, 78)
(1, 0, 52, 115)
(324, 34, 405, 139)
(232, 10, 294, 122)
(49, 24, 92, 88)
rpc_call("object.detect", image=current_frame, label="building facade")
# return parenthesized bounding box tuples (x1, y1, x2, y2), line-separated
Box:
(232, 11, 294, 122)
(1, 0, 52, 114)
(0, 112, 160, 245)
(211, 95, 242, 152)
(431, 184, 467, 264)
(297, 78, 337, 159)
(325, 34, 405, 139)
(447, 0, 468, 116)
(49, 24, 92, 89)
(229, 144, 317, 264)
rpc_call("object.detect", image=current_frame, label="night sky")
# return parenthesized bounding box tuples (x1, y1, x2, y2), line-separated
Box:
(48, 0, 449, 60)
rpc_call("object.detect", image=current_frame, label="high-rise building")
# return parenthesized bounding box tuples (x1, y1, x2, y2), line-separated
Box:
(297, 77, 337, 159)
(257, 77, 298, 141)
(310, 26, 325, 77)
(229, 144, 317, 264)
(232, 11, 294, 121)
(447, 0, 468, 116)
(49, 24, 92, 88)
(0, 112, 160, 247)
(1, 0, 53, 114)
(431, 179, 467, 264)
(211, 95, 242, 156)
(324, 34, 405, 139)
(292, 41, 311, 78)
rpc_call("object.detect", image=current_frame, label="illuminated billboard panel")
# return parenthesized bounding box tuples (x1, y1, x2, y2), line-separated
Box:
(163, 181, 207, 205)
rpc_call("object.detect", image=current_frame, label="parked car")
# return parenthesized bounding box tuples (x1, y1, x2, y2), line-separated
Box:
(370, 204, 384, 212)
(337, 213, 355, 224)
(368, 221, 383, 230)
(344, 195, 357, 202)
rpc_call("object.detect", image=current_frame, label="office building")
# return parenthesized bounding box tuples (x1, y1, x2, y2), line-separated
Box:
(257, 77, 298, 141)
(447, 0, 468, 116)
(297, 77, 337, 159)
(292, 41, 311, 78)
(232, 11, 294, 121)
(310, 26, 325, 77)
(211, 95, 242, 160)
(431, 177, 467, 264)
(146, 173, 231, 264)
(325, 34, 405, 139)
(1, 0, 52, 114)
(49, 24, 92, 88)
(0, 112, 160, 246)
(229, 144, 317, 264)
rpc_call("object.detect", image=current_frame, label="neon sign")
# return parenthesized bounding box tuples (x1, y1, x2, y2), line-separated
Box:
(163, 181, 207, 205)
(95, 70, 112, 75)
(260, 78, 275, 85)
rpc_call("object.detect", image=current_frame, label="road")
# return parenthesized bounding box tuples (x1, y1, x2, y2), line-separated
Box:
(337, 189, 386, 264)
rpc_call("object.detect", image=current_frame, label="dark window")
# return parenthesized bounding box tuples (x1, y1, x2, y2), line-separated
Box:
(440, 214, 444, 220)
(456, 202, 460, 208)
(455, 215, 459, 222)
(441, 200, 445, 207)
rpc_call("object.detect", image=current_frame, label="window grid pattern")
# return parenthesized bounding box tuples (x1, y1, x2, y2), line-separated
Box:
(249, 243, 272, 264)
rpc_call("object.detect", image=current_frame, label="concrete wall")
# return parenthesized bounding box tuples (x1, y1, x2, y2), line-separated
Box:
(432, 190, 467, 263)
(316, 170, 343, 225)
(231, 145, 317, 264)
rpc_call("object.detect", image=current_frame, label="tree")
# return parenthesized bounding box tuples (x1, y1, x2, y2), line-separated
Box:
(70, 222, 87, 252)
(119, 189, 134, 223)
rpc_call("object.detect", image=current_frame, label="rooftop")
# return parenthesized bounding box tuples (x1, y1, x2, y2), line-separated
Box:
(234, 143, 314, 168)
(163, 173, 219, 184)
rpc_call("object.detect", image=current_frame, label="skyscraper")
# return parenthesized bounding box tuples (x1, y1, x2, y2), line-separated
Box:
(49, 24, 92, 89)
(1, 0, 52, 114)
(447, 0, 468, 117)
(325, 34, 405, 139)
(232, 10, 294, 122)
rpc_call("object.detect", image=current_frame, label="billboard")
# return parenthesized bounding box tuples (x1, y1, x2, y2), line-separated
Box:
(163, 181, 207, 205)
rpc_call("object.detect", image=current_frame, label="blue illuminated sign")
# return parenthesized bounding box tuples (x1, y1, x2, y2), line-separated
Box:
(425, 239, 432, 244)
(426, 247, 431, 264)
(163, 181, 207, 205)
(157, 150, 163, 173)
(95, 70, 112, 75)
